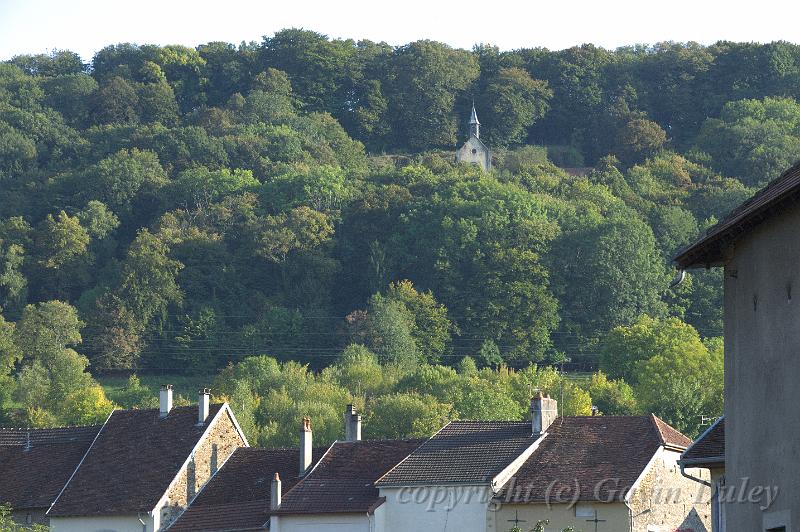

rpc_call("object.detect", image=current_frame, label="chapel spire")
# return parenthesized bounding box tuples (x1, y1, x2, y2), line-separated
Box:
(469, 101, 480, 138)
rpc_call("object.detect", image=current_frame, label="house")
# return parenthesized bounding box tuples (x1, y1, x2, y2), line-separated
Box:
(0, 424, 102, 527)
(456, 103, 492, 171)
(374, 419, 543, 532)
(679, 417, 725, 531)
(270, 408, 423, 532)
(374, 393, 708, 532)
(168, 418, 327, 532)
(47, 385, 248, 532)
(675, 160, 800, 530)
(493, 409, 709, 531)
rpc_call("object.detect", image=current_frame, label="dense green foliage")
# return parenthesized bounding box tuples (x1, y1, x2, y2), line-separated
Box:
(5, 32, 797, 436)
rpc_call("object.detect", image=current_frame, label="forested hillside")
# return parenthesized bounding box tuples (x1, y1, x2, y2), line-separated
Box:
(2, 31, 798, 438)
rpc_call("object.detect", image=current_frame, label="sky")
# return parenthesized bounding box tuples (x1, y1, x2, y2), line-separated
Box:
(1, 0, 800, 62)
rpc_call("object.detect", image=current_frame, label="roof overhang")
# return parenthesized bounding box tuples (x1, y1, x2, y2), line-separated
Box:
(674, 161, 800, 269)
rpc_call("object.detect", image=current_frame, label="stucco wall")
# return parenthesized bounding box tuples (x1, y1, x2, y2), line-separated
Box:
(379, 485, 491, 532)
(456, 136, 492, 171)
(50, 514, 153, 532)
(724, 205, 800, 530)
(274, 513, 371, 532)
(159, 407, 246, 528)
(628, 449, 711, 532)
(492, 502, 630, 532)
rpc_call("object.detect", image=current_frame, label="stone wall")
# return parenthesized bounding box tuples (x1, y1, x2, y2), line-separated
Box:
(628, 449, 712, 532)
(159, 407, 246, 529)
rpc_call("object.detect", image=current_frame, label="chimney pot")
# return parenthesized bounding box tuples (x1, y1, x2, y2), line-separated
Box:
(344, 404, 362, 442)
(531, 393, 558, 436)
(198, 388, 211, 424)
(159, 384, 173, 417)
(271, 472, 282, 510)
(299, 417, 313, 475)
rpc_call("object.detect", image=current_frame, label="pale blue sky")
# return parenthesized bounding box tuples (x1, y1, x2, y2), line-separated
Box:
(1, 0, 799, 62)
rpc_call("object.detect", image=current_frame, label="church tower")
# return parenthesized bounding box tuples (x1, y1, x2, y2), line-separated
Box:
(455, 102, 492, 171)
(469, 102, 480, 138)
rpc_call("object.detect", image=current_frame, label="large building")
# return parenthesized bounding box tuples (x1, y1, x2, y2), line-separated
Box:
(675, 161, 800, 531)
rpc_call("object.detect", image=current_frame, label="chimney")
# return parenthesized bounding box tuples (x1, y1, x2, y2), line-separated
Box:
(198, 388, 211, 424)
(159, 384, 173, 417)
(271, 472, 282, 510)
(531, 392, 558, 436)
(344, 404, 361, 442)
(299, 417, 313, 476)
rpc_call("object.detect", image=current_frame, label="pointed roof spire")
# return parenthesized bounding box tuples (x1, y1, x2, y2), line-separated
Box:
(469, 101, 480, 125)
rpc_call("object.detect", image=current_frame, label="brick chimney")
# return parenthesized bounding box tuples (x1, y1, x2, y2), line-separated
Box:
(198, 388, 211, 424)
(159, 384, 173, 417)
(531, 392, 557, 436)
(299, 417, 313, 476)
(344, 404, 361, 441)
(271, 472, 282, 510)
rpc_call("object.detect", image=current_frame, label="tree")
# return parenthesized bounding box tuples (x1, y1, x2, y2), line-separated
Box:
(11, 301, 113, 426)
(587, 371, 639, 415)
(384, 280, 453, 363)
(78, 149, 168, 215)
(482, 67, 552, 147)
(615, 117, 668, 166)
(551, 212, 669, 342)
(364, 392, 453, 439)
(92, 76, 139, 124)
(388, 40, 479, 149)
(695, 96, 800, 186)
(30, 211, 91, 299)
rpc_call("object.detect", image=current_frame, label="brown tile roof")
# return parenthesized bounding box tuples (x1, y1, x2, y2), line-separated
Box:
(168, 446, 328, 532)
(680, 416, 724, 467)
(495, 416, 689, 503)
(675, 160, 800, 268)
(0, 425, 101, 511)
(651, 413, 693, 450)
(48, 404, 225, 517)
(375, 421, 537, 487)
(273, 439, 423, 515)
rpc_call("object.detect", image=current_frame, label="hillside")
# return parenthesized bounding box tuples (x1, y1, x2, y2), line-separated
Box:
(2, 31, 795, 438)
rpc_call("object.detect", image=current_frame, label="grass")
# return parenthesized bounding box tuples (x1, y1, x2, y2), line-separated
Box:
(97, 373, 216, 404)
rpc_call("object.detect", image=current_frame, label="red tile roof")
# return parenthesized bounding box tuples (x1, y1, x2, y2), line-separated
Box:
(0, 425, 101, 511)
(651, 414, 693, 450)
(680, 416, 724, 468)
(495, 416, 690, 503)
(48, 404, 226, 517)
(273, 439, 423, 515)
(675, 160, 800, 268)
(168, 446, 328, 532)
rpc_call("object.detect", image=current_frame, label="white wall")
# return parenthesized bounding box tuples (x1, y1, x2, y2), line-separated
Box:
(379, 485, 491, 532)
(50, 514, 153, 532)
(276, 513, 371, 532)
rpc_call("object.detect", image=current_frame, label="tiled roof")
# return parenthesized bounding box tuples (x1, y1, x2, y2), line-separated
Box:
(376, 421, 538, 487)
(168, 446, 328, 532)
(495, 416, 689, 503)
(273, 439, 423, 515)
(681, 416, 725, 467)
(0, 425, 101, 510)
(675, 160, 800, 268)
(651, 414, 693, 450)
(48, 404, 225, 517)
